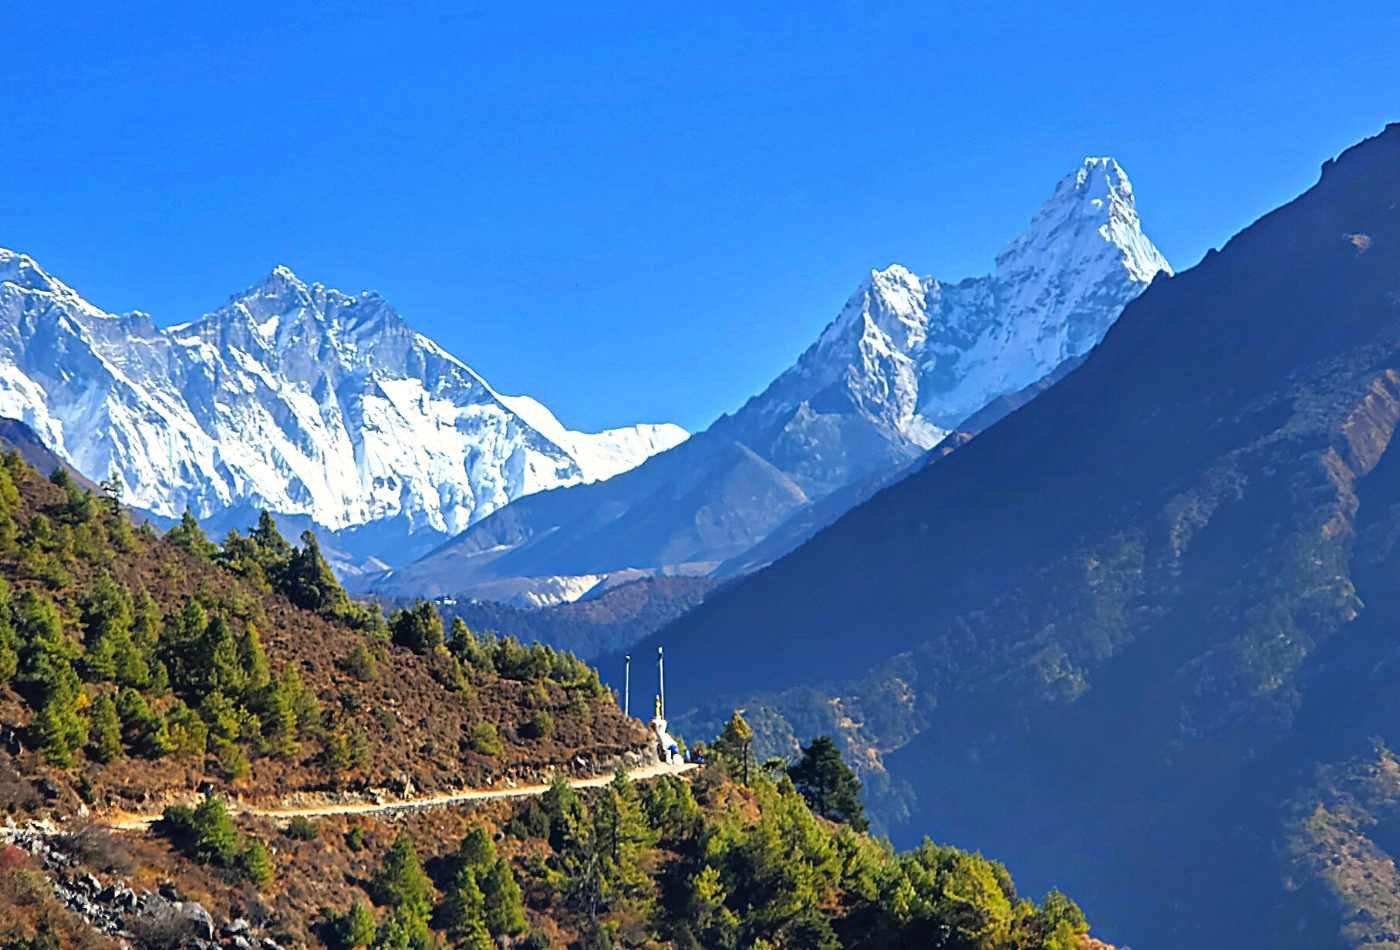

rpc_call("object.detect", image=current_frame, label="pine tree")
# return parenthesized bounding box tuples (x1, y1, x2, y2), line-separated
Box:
(35, 663, 87, 766)
(481, 856, 528, 937)
(714, 710, 755, 785)
(199, 615, 246, 697)
(390, 602, 444, 654)
(251, 510, 293, 567)
(788, 736, 868, 831)
(81, 573, 134, 682)
(87, 690, 122, 763)
(0, 579, 19, 682)
(593, 771, 657, 915)
(160, 599, 208, 693)
(118, 687, 173, 757)
(457, 826, 496, 871)
(371, 834, 433, 920)
(372, 904, 435, 950)
(282, 530, 354, 619)
(17, 589, 78, 687)
(438, 866, 493, 949)
(192, 795, 240, 867)
(448, 617, 494, 672)
(239, 837, 275, 887)
(542, 775, 587, 854)
(97, 473, 123, 517)
(340, 899, 377, 949)
(261, 673, 299, 757)
(167, 508, 216, 559)
(165, 700, 208, 760)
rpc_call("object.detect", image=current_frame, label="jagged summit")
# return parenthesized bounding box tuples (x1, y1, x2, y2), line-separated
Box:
(735, 156, 1170, 456)
(998, 156, 1168, 289)
(0, 255, 686, 562)
(0, 248, 105, 316)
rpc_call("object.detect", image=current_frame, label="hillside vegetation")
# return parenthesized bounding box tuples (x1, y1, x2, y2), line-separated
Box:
(0, 450, 1105, 948)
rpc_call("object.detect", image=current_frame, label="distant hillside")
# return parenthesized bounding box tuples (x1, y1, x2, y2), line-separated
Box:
(432, 575, 717, 660)
(0, 417, 94, 490)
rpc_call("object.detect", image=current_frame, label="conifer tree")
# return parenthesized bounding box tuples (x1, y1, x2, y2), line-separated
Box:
(192, 795, 240, 867)
(161, 599, 208, 693)
(391, 601, 444, 654)
(371, 834, 433, 920)
(448, 617, 493, 672)
(283, 530, 354, 619)
(340, 899, 377, 949)
(593, 771, 656, 916)
(788, 735, 868, 831)
(199, 614, 246, 697)
(457, 826, 496, 871)
(239, 837, 275, 887)
(81, 572, 134, 682)
(118, 687, 173, 757)
(87, 690, 122, 763)
(439, 866, 493, 949)
(251, 510, 293, 566)
(714, 710, 755, 785)
(0, 580, 19, 682)
(165, 700, 208, 760)
(34, 662, 87, 766)
(481, 856, 528, 937)
(167, 508, 216, 559)
(17, 589, 77, 686)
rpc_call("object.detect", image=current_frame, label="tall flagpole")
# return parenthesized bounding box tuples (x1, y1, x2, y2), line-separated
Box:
(657, 646, 665, 719)
(624, 654, 631, 717)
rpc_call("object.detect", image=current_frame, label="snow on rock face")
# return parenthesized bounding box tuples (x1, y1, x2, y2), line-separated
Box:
(494, 393, 688, 483)
(734, 157, 1171, 463)
(0, 253, 686, 538)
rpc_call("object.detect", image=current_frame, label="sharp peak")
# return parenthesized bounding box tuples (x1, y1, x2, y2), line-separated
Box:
(1052, 155, 1134, 201)
(866, 263, 922, 285)
(0, 248, 85, 299)
(253, 263, 311, 294)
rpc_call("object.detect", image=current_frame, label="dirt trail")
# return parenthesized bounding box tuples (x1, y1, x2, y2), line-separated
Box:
(100, 760, 697, 831)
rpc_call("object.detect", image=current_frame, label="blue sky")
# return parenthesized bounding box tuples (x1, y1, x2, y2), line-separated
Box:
(5, 2, 1397, 433)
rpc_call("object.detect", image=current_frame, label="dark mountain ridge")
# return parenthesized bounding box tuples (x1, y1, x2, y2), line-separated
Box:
(626, 124, 1400, 948)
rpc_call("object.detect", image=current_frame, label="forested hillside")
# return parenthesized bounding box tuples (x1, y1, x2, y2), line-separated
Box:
(0, 449, 1106, 948)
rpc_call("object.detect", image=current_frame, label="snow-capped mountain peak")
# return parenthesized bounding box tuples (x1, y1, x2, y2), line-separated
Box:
(997, 156, 1168, 287)
(0, 251, 686, 560)
(727, 156, 1171, 493)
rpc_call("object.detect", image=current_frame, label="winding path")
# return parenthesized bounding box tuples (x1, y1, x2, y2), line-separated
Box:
(100, 760, 697, 831)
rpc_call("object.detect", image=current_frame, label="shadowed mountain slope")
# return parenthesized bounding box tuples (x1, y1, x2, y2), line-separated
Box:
(625, 125, 1400, 949)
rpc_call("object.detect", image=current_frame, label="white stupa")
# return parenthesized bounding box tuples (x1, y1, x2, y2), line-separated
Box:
(649, 647, 680, 763)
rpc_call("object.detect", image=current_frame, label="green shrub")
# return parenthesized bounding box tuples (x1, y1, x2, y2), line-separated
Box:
(239, 838, 274, 887)
(345, 826, 367, 852)
(285, 816, 318, 841)
(520, 711, 554, 741)
(468, 722, 503, 757)
(342, 643, 377, 681)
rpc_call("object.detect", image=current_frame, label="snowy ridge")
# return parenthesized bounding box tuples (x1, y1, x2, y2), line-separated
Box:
(730, 157, 1171, 467)
(0, 250, 685, 550)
